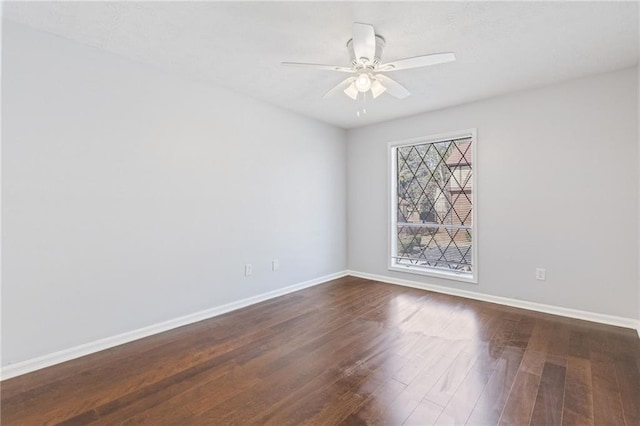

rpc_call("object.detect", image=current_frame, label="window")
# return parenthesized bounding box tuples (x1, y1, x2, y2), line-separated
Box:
(389, 130, 476, 283)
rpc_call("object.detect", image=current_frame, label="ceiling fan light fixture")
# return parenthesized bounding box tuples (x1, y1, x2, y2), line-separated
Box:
(344, 82, 359, 100)
(355, 73, 372, 92)
(370, 79, 387, 98)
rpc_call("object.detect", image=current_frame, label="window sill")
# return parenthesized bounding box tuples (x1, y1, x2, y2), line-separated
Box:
(388, 264, 477, 284)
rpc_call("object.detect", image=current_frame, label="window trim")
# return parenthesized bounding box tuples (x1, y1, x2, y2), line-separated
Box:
(387, 129, 478, 284)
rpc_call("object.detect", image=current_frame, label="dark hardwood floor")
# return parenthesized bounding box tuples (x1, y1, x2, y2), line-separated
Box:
(2, 276, 639, 425)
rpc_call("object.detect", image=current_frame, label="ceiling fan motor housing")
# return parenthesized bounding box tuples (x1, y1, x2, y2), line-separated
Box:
(347, 35, 385, 69)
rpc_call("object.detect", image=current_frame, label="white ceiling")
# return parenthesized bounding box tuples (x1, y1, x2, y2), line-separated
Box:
(4, 2, 639, 129)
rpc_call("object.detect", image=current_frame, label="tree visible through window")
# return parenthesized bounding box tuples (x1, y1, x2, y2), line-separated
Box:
(390, 132, 475, 281)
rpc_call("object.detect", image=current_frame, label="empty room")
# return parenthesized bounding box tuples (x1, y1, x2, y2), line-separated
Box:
(1, 1, 639, 425)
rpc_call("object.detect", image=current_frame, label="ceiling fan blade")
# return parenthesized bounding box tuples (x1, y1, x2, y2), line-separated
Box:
(323, 77, 356, 98)
(375, 75, 410, 99)
(379, 52, 455, 71)
(281, 62, 353, 72)
(352, 22, 376, 65)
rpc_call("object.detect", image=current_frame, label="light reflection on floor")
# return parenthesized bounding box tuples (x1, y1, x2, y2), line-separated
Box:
(348, 289, 501, 425)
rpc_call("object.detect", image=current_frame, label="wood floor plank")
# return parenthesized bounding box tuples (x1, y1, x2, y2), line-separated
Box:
(530, 362, 567, 426)
(614, 354, 640, 426)
(424, 350, 478, 406)
(545, 323, 570, 368)
(497, 370, 541, 425)
(507, 317, 536, 350)
(1, 276, 638, 425)
(339, 378, 407, 425)
(464, 346, 524, 425)
(402, 399, 444, 425)
(561, 356, 594, 426)
(435, 360, 497, 425)
(589, 330, 627, 426)
(609, 331, 640, 426)
(518, 320, 553, 376)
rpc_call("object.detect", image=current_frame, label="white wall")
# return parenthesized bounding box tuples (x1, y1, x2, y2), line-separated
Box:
(1, 21, 347, 366)
(348, 67, 639, 319)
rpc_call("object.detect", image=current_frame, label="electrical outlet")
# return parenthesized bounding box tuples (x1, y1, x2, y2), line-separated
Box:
(535, 268, 546, 281)
(272, 259, 279, 271)
(245, 264, 253, 277)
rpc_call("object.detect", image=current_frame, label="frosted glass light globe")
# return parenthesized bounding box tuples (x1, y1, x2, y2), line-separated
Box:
(355, 74, 372, 92)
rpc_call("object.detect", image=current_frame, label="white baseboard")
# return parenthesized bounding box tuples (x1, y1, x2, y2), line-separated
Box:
(0, 271, 348, 381)
(348, 270, 640, 337)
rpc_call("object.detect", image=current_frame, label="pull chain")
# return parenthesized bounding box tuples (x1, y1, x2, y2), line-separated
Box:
(356, 91, 368, 117)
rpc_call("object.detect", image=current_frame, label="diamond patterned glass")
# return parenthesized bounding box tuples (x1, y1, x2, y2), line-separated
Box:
(394, 137, 473, 273)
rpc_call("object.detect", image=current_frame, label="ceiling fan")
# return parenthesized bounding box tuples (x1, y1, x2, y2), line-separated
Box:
(282, 22, 455, 100)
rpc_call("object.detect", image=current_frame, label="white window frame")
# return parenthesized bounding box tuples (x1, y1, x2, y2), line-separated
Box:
(388, 129, 478, 284)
